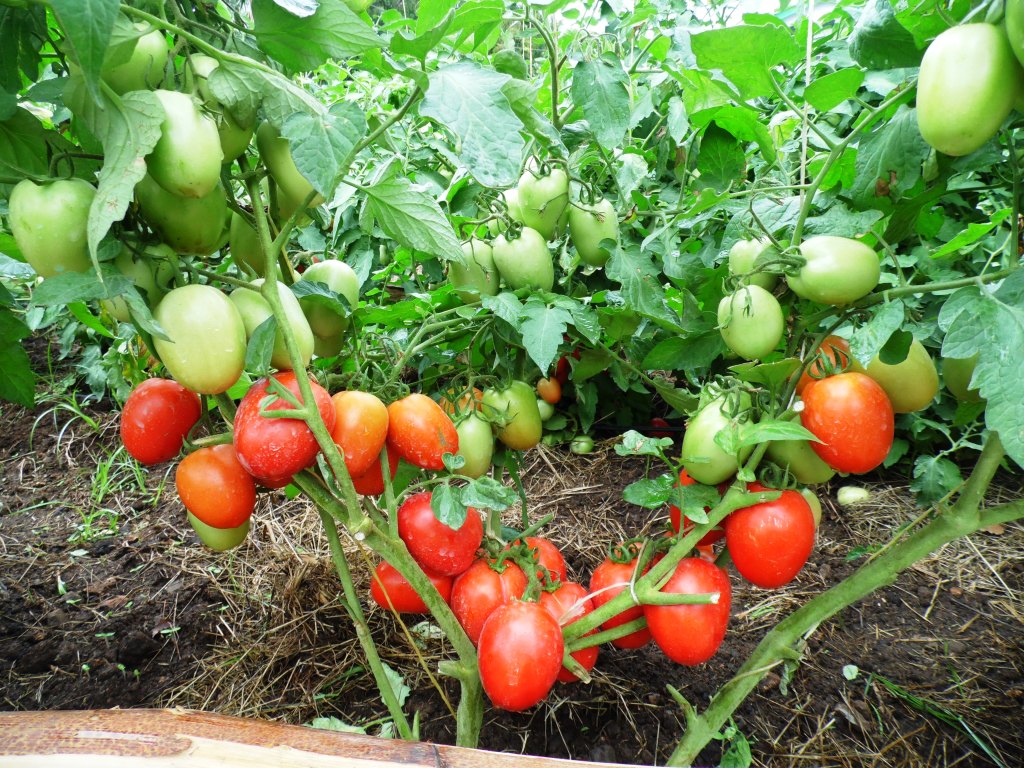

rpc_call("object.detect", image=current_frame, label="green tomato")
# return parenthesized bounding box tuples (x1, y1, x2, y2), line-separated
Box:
(147, 90, 224, 198)
(536, 398, 555, 422)
(256, 123, 324, 219)
(341, 0, 373, 11)
(230, 279, 314, 371)
(766, 438, 836, 485)
(449, 238, 500, 303)
(917, 23, 1021, 157)
(455, 412, 494, 479)
(188, 511, 250, 551)
(482, 381, 543, 451)
(299, 259, 360, 343)
(864, 339, 939, 414)
(568, 198, 618, 267)
(727, 238, 778, 291)
(135, 174, 229, 256)
(492, 227, 554, 291)
(102, 24, 167, 95)
(183, 54, 254, 162)
(570, 435, 595, 454)
(717, 285, 785, 361)
(100, 247, 167, 321)
(487, 188, 525, 236)
(8, 178, 95, 278)
(1007, 0, 1024, 67)
(799, 488, 822, 528)
(788, 236, 879, 305)
(943, 354, 984, 403)
(681, 392, 753, 485)
(517, 158, 569, 240)
(153, 284, 246, 394)
(229, 212, 264, 274)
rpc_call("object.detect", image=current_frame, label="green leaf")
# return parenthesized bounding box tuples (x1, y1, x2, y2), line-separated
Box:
(690, 24, 800, 99)
(728, 358, 801, 389)
(122, 286, 168, 340)
(390, 9, 454, 61)
(50, 0, 119, 100)
(492, 49, 529, 80)
(606, 244, 673, 324)
(572, 348, 614, 382)
(0, 108, 64, 177)
(68, 301, 116, 340)
(850, 300, 904, 367)
(848, 0, 921, 70)
(381, 662, 410, 708)
(804, 68, 865, 112)
(0, 338, 34, 407)
(623, 475, 675, 508)
(642, 332, 725, 373)
(695, 124, 745, 191)
(941, 274, 1024, 469)
(652, 381, 698, 414)
(431, 481, 467, 529)
(851, 106, 929, 206)
(245, 315, 277, 376)
(736, 420, 821, 449)
(282, 102, 366, 200)
(576, 380, 598, 433)
(481, 292, 524, 328)
(692, 105, 776, 165)
(804, 202, 883, 238)
(448, 0, 504, 51)
(291, 280, 352, 319)
(911, 455, 962, 506)
(520, 301, 571, 376)
(362, 176, 463, 262)
(0, 307, 30, 344)
(615, 430, 672, 458)
(252, 0, 382, 73)
(0, 7, 46, 94)
(930, 209, 1011, 260)
(31, 271, 134, 306)
(307, 717, 366, 735)
(570, 56, 631, 149)
(460, 476, 517, 510)
(420, 61, 524, 188)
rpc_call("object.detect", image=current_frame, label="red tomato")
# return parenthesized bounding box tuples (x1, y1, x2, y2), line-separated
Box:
(724, 482, 815, 589)
(668, 468, 726, 546)
(386, 393, 459, 471)
(451, 559, 528, 644)
(438, 386, 483, 417)
(795, 335, 863, 395)
(588, 555, 651, 649)
(644, 558, 731, 665)
(233, 371, 335, 486)
(539, 581, 598, 683)
(478, 601, 564, 711)
(513, 536, 567, 584)
(536, 377, 562, 405)
(648, 417, 673, 439)
(120, 378, 202, 465)
(801, 372, 894, 474)
(330, 390, 388, 478)
(175, 444, 256, 529)
(369, 561, 452, 614)
(553, 356, 571, 386)
(350, 443, 400, 496)
(397, 491, 483, 577)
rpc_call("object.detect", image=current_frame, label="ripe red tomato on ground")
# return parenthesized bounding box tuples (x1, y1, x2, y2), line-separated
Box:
(450, 558, 528, 644)
(120, 378, 202, 465)
(397, 491, 483, 577)
(644, 557, 731, 665)
(800, 372, 894, 474)
(668, 468, 726, 546)
(369, 561, 453, 614)
(725, 483, 816, 589)
(233, 372, 335, 486)
(478, 601, 564, 711)
(386, 393, 459, 471)
(588, 555, 652, 649)
(175, 444, 256, 529)
(350, 443, 399, 495)
(539, 581, 599, 682)
(330, 391, 388, 478)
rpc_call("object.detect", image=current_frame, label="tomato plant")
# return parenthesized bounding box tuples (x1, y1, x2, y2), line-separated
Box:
(681, 392, 753, 485)
(449, 239, 499, 303)
(516, 159, 569, 240)
(397, 491, 483, 577)
(801, 372, 894, 474)
(230, 279, 314, 371)
(725, 483, 816, 589)
(120, 378, 201, 465)
(668, 469, 726, 545)
(454, 412, 494, 479)
(478, 601, 564, 711)
(491, 227, 554, 292)
(386, 394, 459, 471)
(147, 90, 223, 198)
(175, 444, 256, 529)
(795, 335, 862, 395)
(728, 238, 777, 291)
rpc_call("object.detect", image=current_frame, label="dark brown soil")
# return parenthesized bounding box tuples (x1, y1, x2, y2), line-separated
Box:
(1, 395, 1021, 768)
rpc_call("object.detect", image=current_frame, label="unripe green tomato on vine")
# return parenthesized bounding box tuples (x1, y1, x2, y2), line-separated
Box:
(230, 279, 314, 371)
(717, 285, 785, 361)
(568, 198, 618, 267)
(517, 158, 569, 240)
(102, 24, 168, 95)
(256, 123, 324, 220)
(8, 178, 95, 278)
(449, 238, 500, 303)
(299, 259, 360, 353)
(100, 247, 169, 322)
(455, 412, 494, 479)
(147, 90, 224, 198)
(943, 354, 984, 403)
(188, 512, 250, 551)
(766, 438, 836, 485)
(788, 236, 879, 305)
(183, 54, 255, 162)
(135, 175, 229, 256)
(487, 188, 525, 236)
(727, 238, 778, 291)
(917, 23, 1021, 156)
(492, 227, 554, 291)
(153, 284, 247, 394)
(681, 392, 753, 485)
(482, 381, 543, 451)
(864, 339, 939, 414)
(229, 212, 264, 275)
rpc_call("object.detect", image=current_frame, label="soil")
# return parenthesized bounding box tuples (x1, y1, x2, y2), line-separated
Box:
(1, 393, 1021, 768)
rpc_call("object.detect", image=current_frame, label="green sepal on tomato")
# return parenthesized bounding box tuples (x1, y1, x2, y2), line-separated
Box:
(727, 238, 778, 291)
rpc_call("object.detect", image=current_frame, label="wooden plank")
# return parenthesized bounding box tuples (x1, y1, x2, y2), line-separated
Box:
(0, 709, 639, 768)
